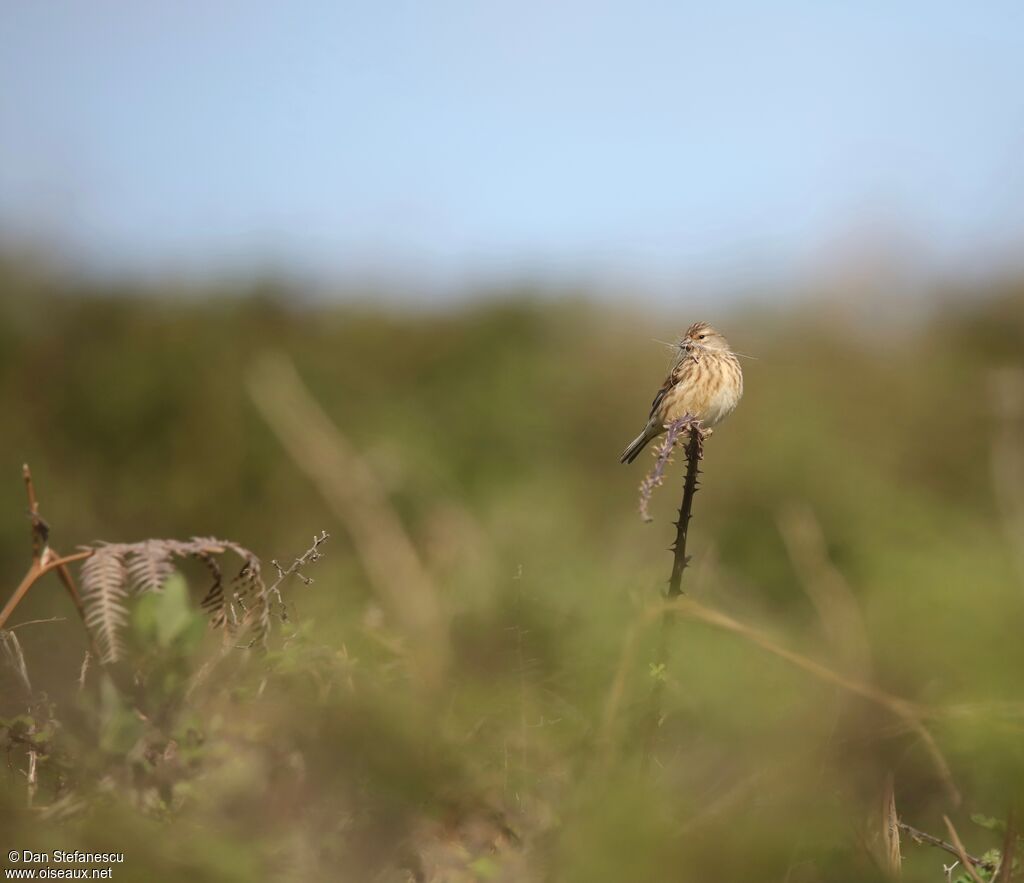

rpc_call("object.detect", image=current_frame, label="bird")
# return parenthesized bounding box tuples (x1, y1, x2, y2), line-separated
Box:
(620, 321, 743, 464)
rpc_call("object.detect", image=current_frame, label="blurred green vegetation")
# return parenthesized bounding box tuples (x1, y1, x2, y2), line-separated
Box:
(2, 255, 1024, 881)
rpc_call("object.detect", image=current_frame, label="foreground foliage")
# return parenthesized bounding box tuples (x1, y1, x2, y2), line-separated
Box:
(2, 261, 1024, 880)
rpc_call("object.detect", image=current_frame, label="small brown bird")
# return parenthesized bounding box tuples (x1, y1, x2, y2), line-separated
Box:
(620, 321, 743, 464)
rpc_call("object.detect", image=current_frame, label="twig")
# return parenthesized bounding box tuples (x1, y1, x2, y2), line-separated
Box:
(0, 465, 93, 630)
(199, 531, 330, 683)
(638, 417, 696, 523)
(0, 549, 94, 630)
(52, 561, 86, 621)
(265, 530, 329, 617)
(24, 463, 48, 561)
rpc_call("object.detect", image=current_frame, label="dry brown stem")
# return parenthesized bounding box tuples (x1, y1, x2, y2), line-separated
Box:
(247, 353, 449, 689)
(663, 595, 960, 805)
(0, 465, 92, 631)
(943, 816, 988, 883)
(0, 549, 94, 631)
(989, 367, 1024, 588)
(602, 593, 960, 804)
(777, 501, 871, 678)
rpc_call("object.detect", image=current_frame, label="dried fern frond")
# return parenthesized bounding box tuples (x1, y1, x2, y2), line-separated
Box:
(221, 541, 268, 646)
(124, 540, 178, 594)
(192, 547, 224, 625)
(75, 536, 272, 663)
(80, 544, 130, 663)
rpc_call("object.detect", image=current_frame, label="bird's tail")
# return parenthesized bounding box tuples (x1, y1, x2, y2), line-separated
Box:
(620, 428, 653, 464)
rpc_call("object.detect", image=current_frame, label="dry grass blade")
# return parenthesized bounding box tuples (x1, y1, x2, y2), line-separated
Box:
(597, 616, 644, 765)
(600, 593, 960, 804)
(879, 773, 902, 878)
(77, 650, 91, 693)
(0, 629, 33, 696)
(663, 596, 960, 805)
(777, 501, 871, 678)
(247, 352, 448, 689)
(988, 367, 1024, 588)
(943, 816, 988, 883)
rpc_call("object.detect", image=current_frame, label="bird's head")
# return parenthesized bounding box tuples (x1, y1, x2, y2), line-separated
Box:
(681, 321, 730, 354)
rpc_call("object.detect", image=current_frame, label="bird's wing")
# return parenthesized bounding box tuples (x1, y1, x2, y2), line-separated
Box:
(647, 373, 676, 420)
(646, 350, 692, 420)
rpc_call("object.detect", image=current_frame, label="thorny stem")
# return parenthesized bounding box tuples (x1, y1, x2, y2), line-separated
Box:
(622, 431, 960, 801)
(898, 821, 996, 872)
(268, 531, 330, 594)
(668, 426, 705, 598)
(257, 530, 330, 624)
(643, 421, 706, 764)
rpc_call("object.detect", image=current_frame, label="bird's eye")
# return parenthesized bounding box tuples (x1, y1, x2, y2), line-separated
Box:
(698, 334, 706, 339)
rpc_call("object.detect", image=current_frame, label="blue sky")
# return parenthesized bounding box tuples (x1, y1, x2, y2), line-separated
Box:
(2, 0, 1024, 294)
